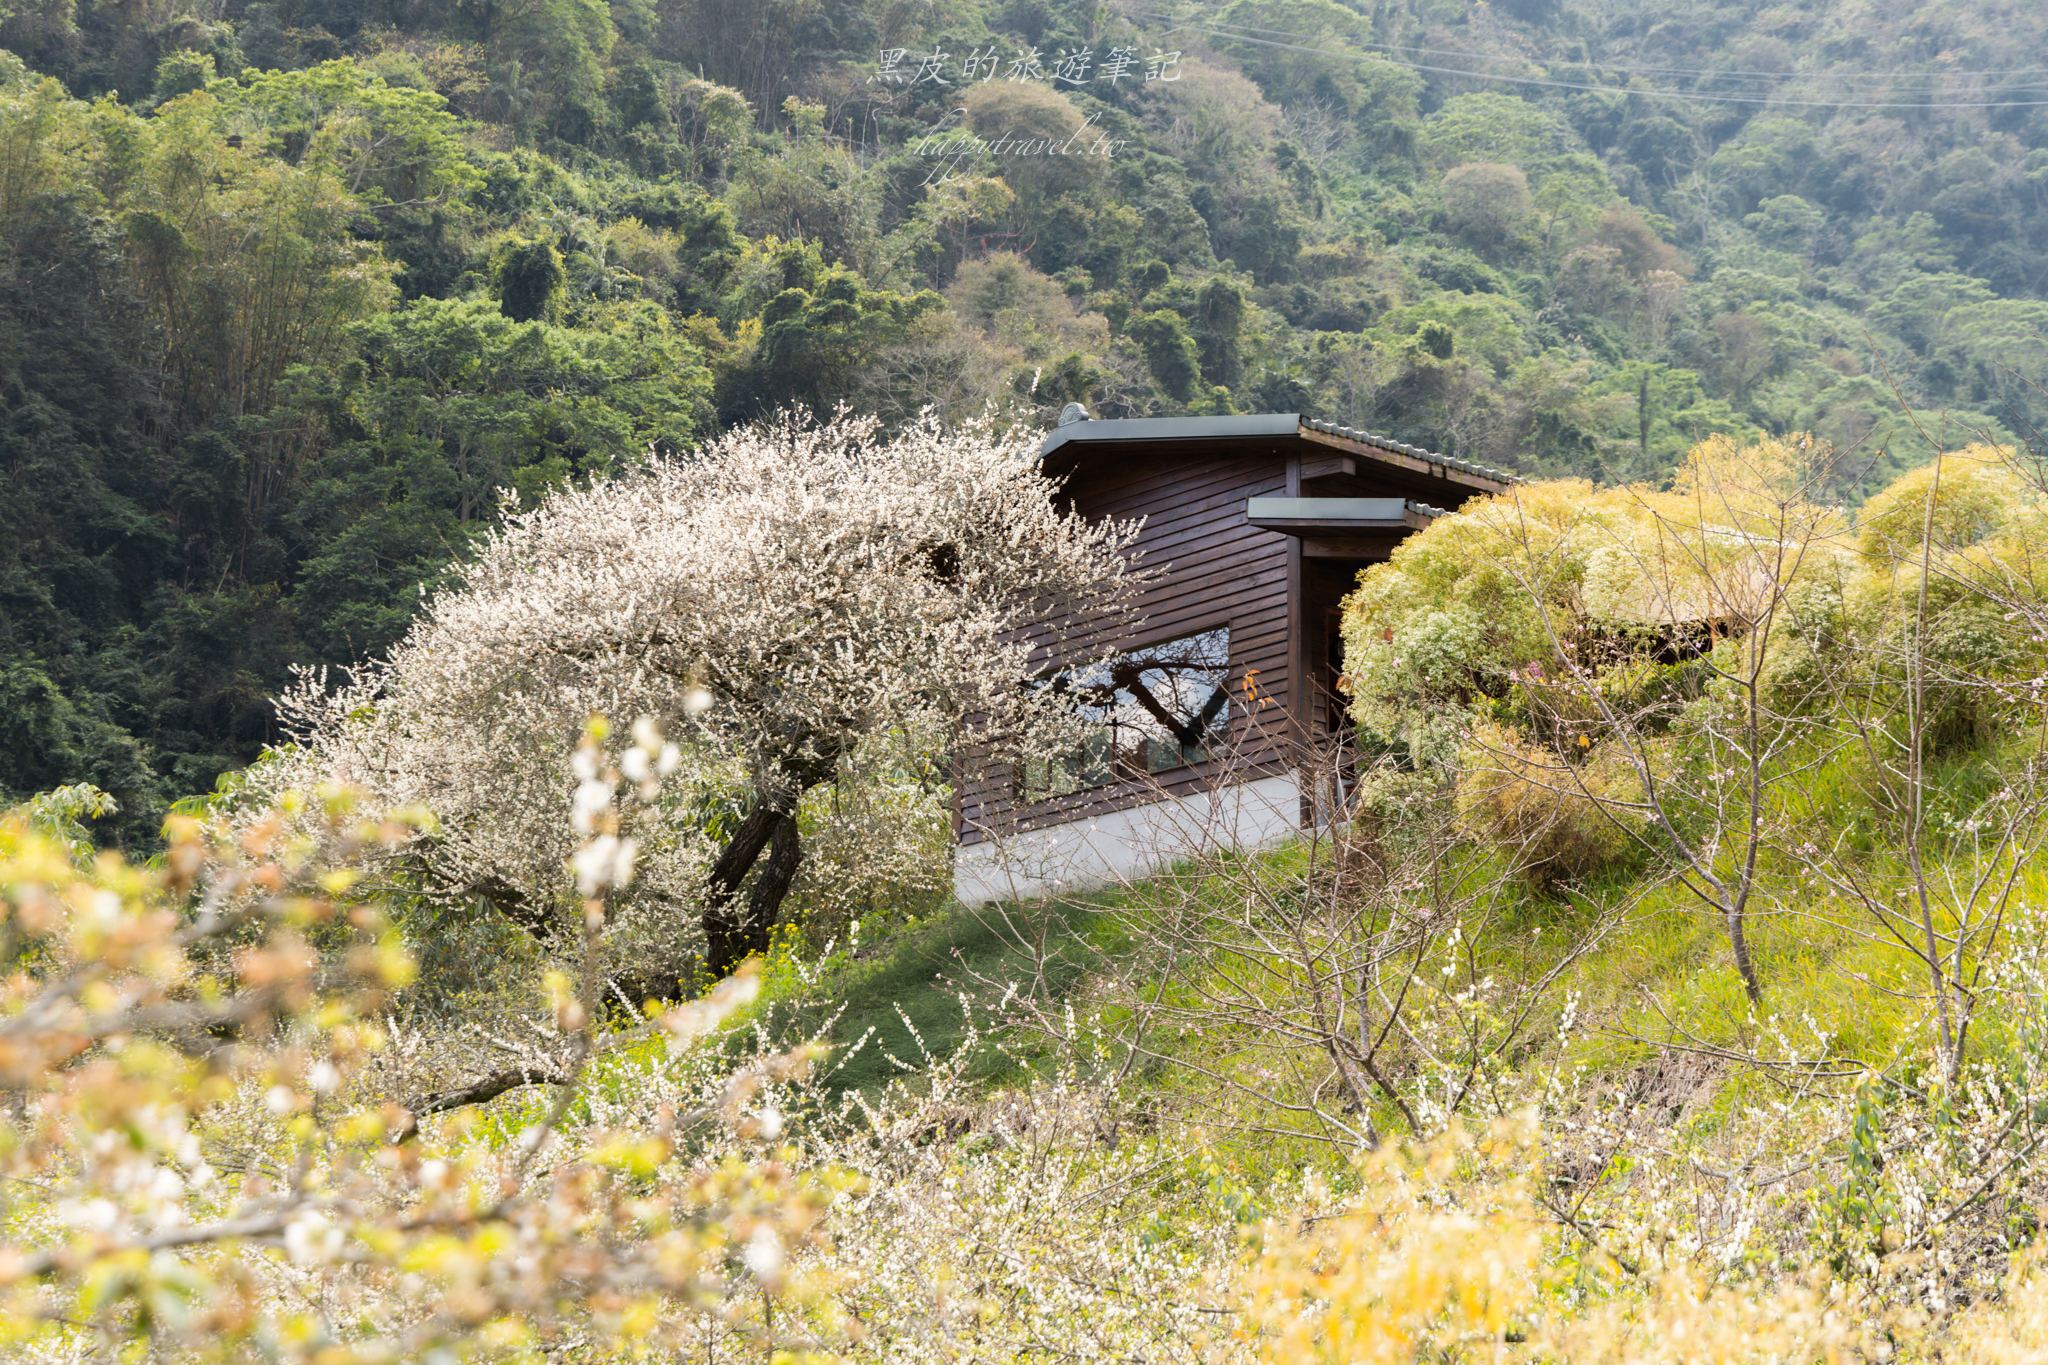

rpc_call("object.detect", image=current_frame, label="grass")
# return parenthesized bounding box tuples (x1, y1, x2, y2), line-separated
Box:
(416, 717, 2048, 1225)
(537, 724, 2043, 1176)
(759, 890, 1131, 1096)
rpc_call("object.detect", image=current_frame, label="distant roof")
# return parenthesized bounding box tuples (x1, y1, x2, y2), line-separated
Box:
(1037, 412, 1517, 495)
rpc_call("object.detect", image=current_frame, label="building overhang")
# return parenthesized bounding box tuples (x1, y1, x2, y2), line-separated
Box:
(1243, 495, 1443, 560)
(1244, 496, 1438, 532)
(1038, 412, 1516, 501)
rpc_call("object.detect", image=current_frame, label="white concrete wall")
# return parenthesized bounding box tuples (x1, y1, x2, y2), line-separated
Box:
(952, 773, 1304, 906)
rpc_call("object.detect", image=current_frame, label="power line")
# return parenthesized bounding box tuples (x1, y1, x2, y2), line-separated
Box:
(1146, 9, 2048, 95)
(1139, 14, 2048, 111)
(1129, 5, 2048, 86)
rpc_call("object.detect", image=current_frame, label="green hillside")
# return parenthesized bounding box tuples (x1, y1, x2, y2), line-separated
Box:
(10, 0, 2048, 838)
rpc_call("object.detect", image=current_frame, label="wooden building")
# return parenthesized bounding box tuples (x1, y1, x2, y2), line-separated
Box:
(953, 411, 1513, 906)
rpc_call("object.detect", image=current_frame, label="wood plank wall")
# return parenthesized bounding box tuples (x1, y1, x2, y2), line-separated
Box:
(956, 449, 1300, 845)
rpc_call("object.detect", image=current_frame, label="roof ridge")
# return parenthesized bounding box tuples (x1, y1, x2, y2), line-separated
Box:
(1300, 417, 1520, 485)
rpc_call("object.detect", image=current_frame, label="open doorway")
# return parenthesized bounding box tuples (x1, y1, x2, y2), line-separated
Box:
(1301, 556, 1381, 820)
(1302, 558, 1377, 737)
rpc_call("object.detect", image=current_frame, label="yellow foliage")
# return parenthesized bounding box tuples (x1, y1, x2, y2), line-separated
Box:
(1672, 432, 1844, 529)
(1946, 1243, 2048, 1361)
(0, 767, 839, 1360)
(1455, 720, 1640, 885)
(1856, 443, 2039, 559)
(1240, 1117, 1878, 1363)
(602, 215, 684, 294)
(1838, 445, 2048, 746)
(1239, 1118, 1546, 1361)
(1341, 436, 1842, 755)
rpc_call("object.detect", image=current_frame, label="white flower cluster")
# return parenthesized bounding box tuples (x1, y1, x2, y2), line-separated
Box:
(267, 409, 1137, 965)
(566, 720, 682, 899)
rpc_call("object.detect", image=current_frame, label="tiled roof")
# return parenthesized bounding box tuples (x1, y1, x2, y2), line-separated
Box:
(1035, 411, 1520, 493)
(1299, 417, 1520, 486)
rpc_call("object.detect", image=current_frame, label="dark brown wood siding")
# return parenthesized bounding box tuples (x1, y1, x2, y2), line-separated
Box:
(956, 450, 1298, 845)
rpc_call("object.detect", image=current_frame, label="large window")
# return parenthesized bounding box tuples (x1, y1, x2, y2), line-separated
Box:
(1023, 627, 1231, 801)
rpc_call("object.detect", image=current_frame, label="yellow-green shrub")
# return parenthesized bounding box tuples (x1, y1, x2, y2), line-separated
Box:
(1822, 446, 2048, 750)
(1340, 437, 1842, 763)
(1454, 720, 1642, 886)
(1855, 443, 2038, 560)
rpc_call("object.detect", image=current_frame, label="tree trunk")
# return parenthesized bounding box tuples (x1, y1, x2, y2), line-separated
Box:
(702, 799, 804, 980)
(1726, 909, 1763, 1003)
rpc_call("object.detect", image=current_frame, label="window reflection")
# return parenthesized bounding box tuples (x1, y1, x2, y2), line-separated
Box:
(1023, 627, 1230, 800)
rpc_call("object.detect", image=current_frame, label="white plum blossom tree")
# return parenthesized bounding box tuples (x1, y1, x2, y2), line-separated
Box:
(273, 409, 1137, 987)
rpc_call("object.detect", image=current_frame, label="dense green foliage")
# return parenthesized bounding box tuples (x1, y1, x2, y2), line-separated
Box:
(10, 0, 2048, 837)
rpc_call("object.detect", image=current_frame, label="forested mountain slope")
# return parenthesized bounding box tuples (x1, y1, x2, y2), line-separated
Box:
(6, 0, 2048, 838)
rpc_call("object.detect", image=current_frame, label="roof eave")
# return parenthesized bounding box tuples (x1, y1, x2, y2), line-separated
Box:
(1037, 412, 1302, 460)
(1298, 420, 1517, 494)
(1038, 414, 1518, 497)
